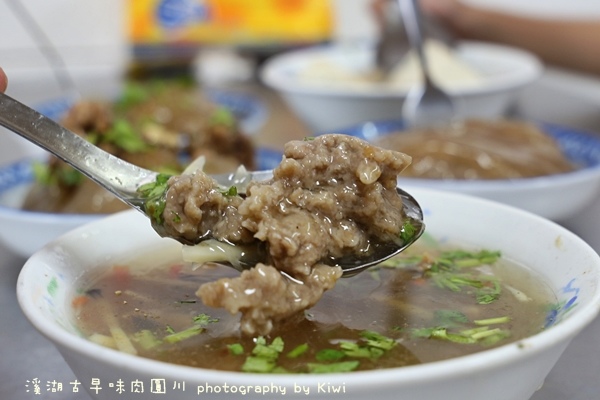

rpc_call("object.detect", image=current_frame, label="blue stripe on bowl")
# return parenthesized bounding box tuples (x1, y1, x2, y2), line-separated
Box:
(0, 159, 35, 193)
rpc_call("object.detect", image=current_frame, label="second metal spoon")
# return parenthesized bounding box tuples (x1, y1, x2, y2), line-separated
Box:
(398, 0, 455, 128)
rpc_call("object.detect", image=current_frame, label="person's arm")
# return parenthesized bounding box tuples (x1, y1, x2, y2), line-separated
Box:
(420, 0, 600, 76)
(0, 68, 7, 92)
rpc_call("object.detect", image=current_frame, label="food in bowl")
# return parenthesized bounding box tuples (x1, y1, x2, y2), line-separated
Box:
(72, 235, 554, 373)
(142, 134, 418, 335)
(298, 40, 484, 91)
(21, 80, 256, 215)
(333, 119, 600, 221)
(373, 119, 576, 180)
(260, 41, 543, 132)
(18, 187, 600, 400)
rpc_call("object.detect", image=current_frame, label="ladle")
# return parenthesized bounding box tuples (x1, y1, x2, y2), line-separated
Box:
(0, 92, 424, 277)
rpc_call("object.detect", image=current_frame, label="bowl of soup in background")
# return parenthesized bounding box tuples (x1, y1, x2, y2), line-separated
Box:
(0, 86, 279, 258)
(17, 186, 600, 400)
(329, 119, 600, 222)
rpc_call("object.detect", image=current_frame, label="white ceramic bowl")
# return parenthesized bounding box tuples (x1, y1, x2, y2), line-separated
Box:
(332, 120, 600, 222)
(17, 187, 600, 400)
(261, 41, 543, 133)
(0, 90, 278, 258)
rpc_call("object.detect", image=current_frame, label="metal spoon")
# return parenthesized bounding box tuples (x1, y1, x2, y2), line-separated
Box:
(374, 0, 410, 77)
(0, 92, 424, 276)
(398, 0, 455, 128)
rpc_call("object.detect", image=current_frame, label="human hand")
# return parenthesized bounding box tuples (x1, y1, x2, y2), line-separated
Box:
(0, 67, 7, 92)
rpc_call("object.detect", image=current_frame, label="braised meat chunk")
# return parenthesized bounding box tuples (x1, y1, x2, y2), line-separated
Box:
(159, 134, 412, 335)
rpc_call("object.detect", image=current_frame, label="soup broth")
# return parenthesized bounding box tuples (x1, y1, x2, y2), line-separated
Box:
(73, 238, 556, 373)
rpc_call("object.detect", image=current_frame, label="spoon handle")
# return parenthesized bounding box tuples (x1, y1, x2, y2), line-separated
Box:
(0, 93, 158, 209)
(397, 0, 431, 82)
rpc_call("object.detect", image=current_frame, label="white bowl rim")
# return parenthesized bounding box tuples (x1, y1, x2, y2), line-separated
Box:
(260, 40, 543, 98)
(16, 187, 600, 387)
(399, 163, 600, 192)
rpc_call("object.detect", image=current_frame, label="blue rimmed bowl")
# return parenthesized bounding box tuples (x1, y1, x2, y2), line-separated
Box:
(35, 88, 268, 135)
(0, 90, 277, 258)
(331, 120, 600, 222)
(0, 148, 282, 259)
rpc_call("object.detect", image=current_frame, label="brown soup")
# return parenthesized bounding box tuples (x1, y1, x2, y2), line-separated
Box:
(72, 237, 556, 373)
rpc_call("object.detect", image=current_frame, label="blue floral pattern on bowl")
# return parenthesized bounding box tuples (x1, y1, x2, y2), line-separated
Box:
(545, 278, 581, 328)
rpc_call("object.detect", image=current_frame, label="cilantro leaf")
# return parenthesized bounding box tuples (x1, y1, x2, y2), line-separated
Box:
(137, 174, 172, 225)
(104, 118, 147, 153)
(227, 343, 245, 356)
(307, 361, 360, 374)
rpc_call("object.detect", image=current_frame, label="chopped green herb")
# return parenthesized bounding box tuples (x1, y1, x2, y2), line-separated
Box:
(104, 118, 147, 153)
(137, 173, 172, 225)
(340, 340, 385, 359)
(163, 325, 204, 344)
(58, 168, 83, 187)
(116, 81, 149, 109)
(227, 343, 245, 356)
(138, 173, 171, 199)
(31, 162, 52, 185)
(162, 313, 218, 344)
(220, 186, 238, 197)
(286, 343, 309, 359)
(132, 330, 161, 350)
(307, 360, 360, 373)
(236, 336, 287, 373)
(242, 356, 277, 373)
(252, 336, 284, 360)
(412, 313, 512, 346)
(378, 254, 423, 269)
(479, 330, 511, 346)
(400, 220, 417, 243)
(193, 313, 219, 325)
(360, 330, 397, 351)
(425, 249, 503, 305)
(433, 328, 477, 344)
(315, 348, 346, 362)
(473, 316, 511, 325)
(433, 310, 470, 328)
(440, 249, 501, 268)
(476, 279, 502, 304)
(165, 325, 175, 334)
(209, 108, 235, 128)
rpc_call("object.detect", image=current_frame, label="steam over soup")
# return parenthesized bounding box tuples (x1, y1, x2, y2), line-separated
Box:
(72, 238, 556, 373)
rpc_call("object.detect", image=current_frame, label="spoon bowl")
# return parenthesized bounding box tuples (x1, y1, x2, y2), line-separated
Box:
(0, 92, 424, 276)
